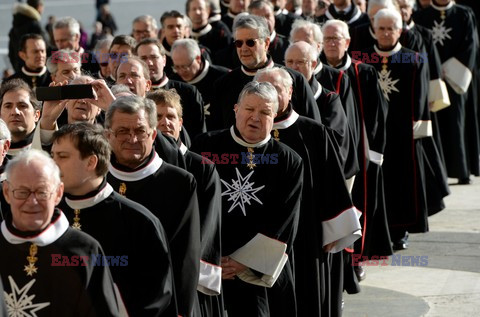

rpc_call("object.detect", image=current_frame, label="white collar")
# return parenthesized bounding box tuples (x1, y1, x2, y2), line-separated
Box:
(241, 59, 274, 76)
(269, 31, 277, 42)
(188, 60, 209, 84)
(326, 4, 361, 24)
(334, 4, 352, 13)
(227, 11, 237, 19)
(208, 15, 221, 23)
(21, 66, 47, 77)
(230, 126, 271, 148)
(374, 42, 402, 57)
(313, 60, 323, 75)
(407, 21, 415, 30)
(431, 1, 454, 11)
(191, 23, 213, 38)
(273, 109, 299, 129)
(151, 76, 169, 89)
(1, 212, 69, 247)
(179, 142, 188, 155)
(108, 151, 163, 182)
(274, 9, 288, 16)
(65, 183, 114, 210)
(312, 78, 323, 100)
(337, 54, 352, 72)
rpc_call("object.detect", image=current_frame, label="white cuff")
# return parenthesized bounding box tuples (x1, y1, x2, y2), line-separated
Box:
(322, 207, 362, 253)
(368, 150, 384, 166)
(39, 123, 58, 145)
(230, 233, 288, 287)
(413, 120, 432, 139)
(429, 79, 451, 112)
(197, 260, 222, 295)
(442, 57, 472, 94)
(345, 176, 355, 194)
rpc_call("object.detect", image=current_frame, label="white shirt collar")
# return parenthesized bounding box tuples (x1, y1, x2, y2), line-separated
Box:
(108, 151, 163, 182)
(273, 109, 300, 129)
(431, 1, 454, 11)
(188, 60, 210, 84)
(21, 66, 47, 77)
(230, 126, 271, 148)
(191, 23, 213, 38)
(374, 42, 402, 57)
(179, 142, 188, 155)
(269, 30, 277, 42)
(313, 60, 323, 75)
(65, 183, 114, 210)
(337, 54, 352, 72)
(241, 59, 274, 76)
(1, 212, 69, 247)
(151, 76, 169, 89)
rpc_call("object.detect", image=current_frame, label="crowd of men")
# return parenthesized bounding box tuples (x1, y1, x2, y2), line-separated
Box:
(0, 0, 479, 316)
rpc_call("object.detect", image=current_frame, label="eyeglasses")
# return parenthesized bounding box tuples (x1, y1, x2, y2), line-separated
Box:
(110, 127, 152, 141)
(324, 36, 345, 44)
(172, 58, 195, 73)
(285, 59, 310, 67)
(234, 38, 259, 48)
(10, 188, 53, 201)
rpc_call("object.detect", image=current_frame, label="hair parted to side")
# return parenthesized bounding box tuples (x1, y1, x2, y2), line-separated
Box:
(237, 81, 279, 114)
(322, 19, 351, 40)
(233, 15, 270, 40)
(52, 122, 111, 177)
(105, 95, 157, 130)
(0, 78, 41, 111)
(254, 66, 293, 91)
(53, 16, 80, 36)
(147, 89, 184, 118)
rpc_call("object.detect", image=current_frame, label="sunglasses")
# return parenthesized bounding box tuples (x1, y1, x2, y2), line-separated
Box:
(234, 38, 259, 48)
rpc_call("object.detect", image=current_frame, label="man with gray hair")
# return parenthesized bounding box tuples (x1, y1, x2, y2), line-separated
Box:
(254, 66, 362, 317)
(131, 15, 158, 42)
(210, 14, 320, 130)
(105, 95, 201, 317)
(53, 16, 99, 74)
(47, 49, 82, 83)
(0, 149, 120, 316)
(191, 80, 303, 316)
(171, 39, 229, 129)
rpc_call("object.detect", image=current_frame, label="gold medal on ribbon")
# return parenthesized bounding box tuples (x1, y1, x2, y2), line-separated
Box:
(24, 243, 39, 277)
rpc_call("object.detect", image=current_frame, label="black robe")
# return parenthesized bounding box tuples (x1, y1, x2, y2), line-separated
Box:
(191, 21, 233, 60)
(191, 128, 303, 317)
(310, 78, 357, 181)
(0, 210, 120, 316)
(268, 31, 290, 65)
(4, 66, 51, 89)
(314, 61, 361, 180)
(415, 2, 480, 179)
(151, 76, 207, 142)
(107, 151, 201, 317)
(337, 54, 393, 258)
(274, 9, 298, 38)
(317, 2, 369, 29)
(170, 59, 230, 131)
(179, 143, 224, 317)
(363, 43, 430, 236)
(210, 59, 321, 130)
(59, 181, 176, 316)
(271, 109, 362, 317)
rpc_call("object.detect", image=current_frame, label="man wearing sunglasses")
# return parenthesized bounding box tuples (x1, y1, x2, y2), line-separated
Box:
(210, 14, 320, 131)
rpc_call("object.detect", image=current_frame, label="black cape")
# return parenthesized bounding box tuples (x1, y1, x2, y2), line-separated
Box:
(4, 66, 52, 89)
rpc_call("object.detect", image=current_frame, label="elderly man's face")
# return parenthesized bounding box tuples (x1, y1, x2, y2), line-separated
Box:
(136, 44, 165, 82)
(234, 93, 276, 143)
(116, 60, 152, 97)
(256, 72, 292, 114)
(106, 109, 157, 169)
(171, 47, 201, 82)
(235, 28, 270, 69)
(397, 0, 413, 22)
(1, 89, 40, 138)
(53, 27, 79, 50)
(375, 18, 402, 50)
(52, 62, 81, 82)
(19, 39, 47, 70)
(285, 45, 314, 81)
(132, 21, 157, 42)
(322, 25, 350, 65)
(291, 27, 322, 53)
(156, 103, 183, 140)
(3, 161, 63, 232)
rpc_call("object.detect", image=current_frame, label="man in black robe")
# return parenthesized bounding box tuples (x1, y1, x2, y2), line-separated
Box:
(51, 123, 176, 316)
(170, 39, 230, 131)
(4, 34, 51, 89)
(255, 67, 362, 317)
(415, 0, 480, 184)
(134, 39, 206, 142)
(104, 95, 201, 316)
(191, 81, 303, 317)
(0, 149, 120, 316)
(210, 15, 320, 131)
(148, 89, 224, 317)
(317, 0, 370, 28)
(364, 8, 431, 249)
